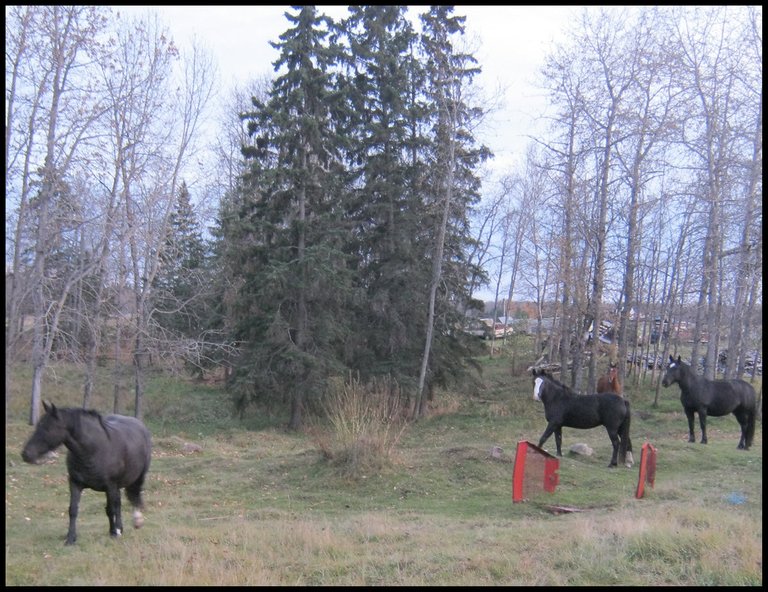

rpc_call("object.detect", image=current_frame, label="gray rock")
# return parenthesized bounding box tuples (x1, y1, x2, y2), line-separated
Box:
(569, 442, 593, 456)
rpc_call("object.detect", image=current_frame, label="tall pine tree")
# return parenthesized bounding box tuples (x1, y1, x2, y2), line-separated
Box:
(153, 181, 211, 376)
(230, 6, 353, 429)
(335, 6, 430, 394)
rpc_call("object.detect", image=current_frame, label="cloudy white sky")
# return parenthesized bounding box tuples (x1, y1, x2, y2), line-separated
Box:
(114, 5, 580, 302)
(115, 5, 578, 175)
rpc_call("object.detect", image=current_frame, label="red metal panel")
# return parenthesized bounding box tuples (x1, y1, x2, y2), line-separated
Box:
(635, 442, 657, 499)
(512, 440, 559, 502)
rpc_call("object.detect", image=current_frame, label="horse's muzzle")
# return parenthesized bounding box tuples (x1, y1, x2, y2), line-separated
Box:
(21, 449, 38, 464)
(21, 447, 52, 465)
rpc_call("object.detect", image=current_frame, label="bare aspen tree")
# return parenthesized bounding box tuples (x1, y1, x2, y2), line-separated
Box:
(538, 44, 587, 386)
(499, 175, 529, 331)
(612, 7, 683, 394)
(672, 7, 757, 379)
(416, 7, 487, 417)
(109, 13, 216, 419)
(5, 5, 36, 421)
(571, 8, 640, 392)
(517, 145, 556, 358)
(465, 194, 504, 311)
(725, 8, 762, 380)
(6, 6, 110, 425)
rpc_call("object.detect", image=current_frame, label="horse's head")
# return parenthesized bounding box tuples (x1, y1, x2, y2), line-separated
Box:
(661, 355, 684, 387)
(532, 367, 551, 401)
(21, 402, 68, 464)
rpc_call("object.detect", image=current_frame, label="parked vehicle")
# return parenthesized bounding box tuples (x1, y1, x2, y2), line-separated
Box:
(463, 318, 511, 340)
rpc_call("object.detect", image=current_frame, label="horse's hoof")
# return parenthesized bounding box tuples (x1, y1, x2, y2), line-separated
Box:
(133, 511, 144, 529)
(111, 528, 122, 537)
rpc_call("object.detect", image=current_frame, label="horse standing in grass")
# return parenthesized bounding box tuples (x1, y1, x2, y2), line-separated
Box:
(21, 402, 152, 545)
(597, 363, 622, 395)
(661, 355, 757, 449)
(532, 368, 633, 468)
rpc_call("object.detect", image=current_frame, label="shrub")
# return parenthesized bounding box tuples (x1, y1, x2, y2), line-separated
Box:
(308, 374, 408, 478)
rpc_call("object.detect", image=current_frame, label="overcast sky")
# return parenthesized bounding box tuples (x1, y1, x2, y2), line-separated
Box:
(114, 5, 580, 303)
(115, 5, 578, 175)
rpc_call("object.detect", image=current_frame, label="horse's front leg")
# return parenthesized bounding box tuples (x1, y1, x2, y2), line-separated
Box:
(684, 408, 696, 443)
(105, 485, 123, 537)
(554, 427, 563, 456)
(66, 480, 83, 545)
(538, 423, 556, 453)
(698, 410, 708, 444)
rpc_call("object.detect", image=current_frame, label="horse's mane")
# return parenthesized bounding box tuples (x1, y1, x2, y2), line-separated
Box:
(535, 370, 578, 395)
(669, 357, 699, 379)
(62, 406, 111, 441)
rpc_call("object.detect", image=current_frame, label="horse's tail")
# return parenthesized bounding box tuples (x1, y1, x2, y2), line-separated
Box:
(620, 400, 633, 467)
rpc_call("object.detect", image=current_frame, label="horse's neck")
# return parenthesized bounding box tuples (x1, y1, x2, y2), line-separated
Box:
(678, 366, 703, 390)
(64, 411, 109, 455)
(545, 380, 574, 399)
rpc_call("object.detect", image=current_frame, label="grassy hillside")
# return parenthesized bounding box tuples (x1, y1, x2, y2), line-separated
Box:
(5, 349, 762, 585)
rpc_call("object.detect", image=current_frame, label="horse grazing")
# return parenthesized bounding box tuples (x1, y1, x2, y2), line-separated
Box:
(597, 363, 621, 395)
(21, 401, 152, 545)
(661, 355, 756, 449)
(532, 368, 633, 468)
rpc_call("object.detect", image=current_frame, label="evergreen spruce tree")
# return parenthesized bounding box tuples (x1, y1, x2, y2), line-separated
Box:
(154, 181, 212, 376)
(335, 6, 430, 394)
(230, 6, 353, 429)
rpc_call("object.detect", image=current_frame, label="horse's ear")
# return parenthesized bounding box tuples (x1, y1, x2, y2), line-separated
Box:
(676, 355, 682, 364)
(43, 401, 56, 416)
(668, 355, 675, 363)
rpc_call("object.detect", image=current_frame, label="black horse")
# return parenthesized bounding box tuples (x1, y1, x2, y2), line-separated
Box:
(21, 402, 152, 545)
(532, 368, 633, 468)
(661, 355, 757, 449)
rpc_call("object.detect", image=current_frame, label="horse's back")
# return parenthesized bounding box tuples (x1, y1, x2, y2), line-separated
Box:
(703, 379, 757, 416)
(103, 415, 152, 483)
(105, 414, 151, 450)
(560, 393, 625, 429)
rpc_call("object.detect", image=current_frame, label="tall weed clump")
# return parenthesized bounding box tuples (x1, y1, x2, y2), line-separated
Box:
(309, 374, 408, 478)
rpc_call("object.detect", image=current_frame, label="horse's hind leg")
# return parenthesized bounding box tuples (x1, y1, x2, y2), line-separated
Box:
(698, 410, 708, 444)
(733, 409, 749, 449)
(125, 475, 146, 529)
(105, 485, 123, 537)
(606, 431, 619, 468)
(554, 428, 563, 457)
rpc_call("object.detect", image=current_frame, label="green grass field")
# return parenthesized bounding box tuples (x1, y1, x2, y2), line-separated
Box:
(5, 351, 762, 585)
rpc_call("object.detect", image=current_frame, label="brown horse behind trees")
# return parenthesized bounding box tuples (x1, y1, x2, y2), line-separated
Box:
(597, 363, 622, 395)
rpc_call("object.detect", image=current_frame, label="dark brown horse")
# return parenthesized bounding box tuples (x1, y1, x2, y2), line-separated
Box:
(21, 402, 152, 545)
(597, 363, 622, 395)
(661, 355, 757, 449)
(532, 369, 633, 468)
